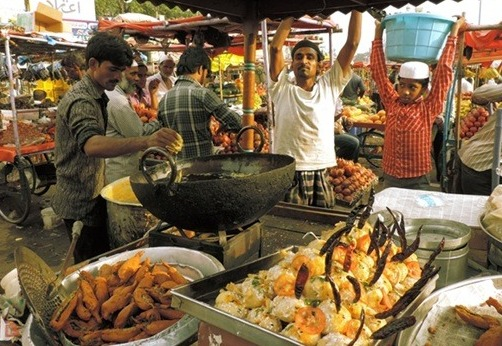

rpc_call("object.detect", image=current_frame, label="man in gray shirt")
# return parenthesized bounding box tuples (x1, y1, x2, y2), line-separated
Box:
(52, 32, 182, 262)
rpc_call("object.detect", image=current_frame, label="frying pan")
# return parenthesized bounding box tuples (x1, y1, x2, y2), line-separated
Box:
(130, 149, 295, 232)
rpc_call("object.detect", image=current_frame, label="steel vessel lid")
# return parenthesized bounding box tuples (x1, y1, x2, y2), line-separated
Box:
(404, 218, 471, 251)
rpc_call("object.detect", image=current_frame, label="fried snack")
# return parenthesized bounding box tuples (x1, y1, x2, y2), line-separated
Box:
(476, 326, 502, 346)
(94, 277, 109, 306)
(118, 251, 144, 282)
(455, 305, 501, 329)
(143, 319, 178, 336)
(100, 325, 143, 343)
(50, 293, 79, 332)
(133, 287, 155, 311)
(51, 252, 189, 345)
(101, 292, 133, 321)
(114, 301, 139, 329)
(75, 291, 92, 321)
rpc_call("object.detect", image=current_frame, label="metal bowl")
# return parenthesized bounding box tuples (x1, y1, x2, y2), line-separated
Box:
(404, 218, 471, 251)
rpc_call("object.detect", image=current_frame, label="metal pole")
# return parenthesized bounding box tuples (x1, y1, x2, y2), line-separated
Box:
(260, 19, 274, 152)
(492, 108, 502, 192)
(3, 30, 22, 156)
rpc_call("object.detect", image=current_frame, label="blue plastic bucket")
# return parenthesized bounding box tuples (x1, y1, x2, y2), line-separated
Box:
(381, 13, 454, 63)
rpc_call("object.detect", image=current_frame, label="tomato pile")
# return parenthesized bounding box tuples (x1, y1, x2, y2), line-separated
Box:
(133, 104, 157, 123)
(328, 158, 378, 206)
(459, 106, 489, 140)
(211, 117, 270, 153)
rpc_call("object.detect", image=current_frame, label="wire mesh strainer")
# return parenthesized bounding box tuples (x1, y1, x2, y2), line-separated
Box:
(15, 246, 69, 345)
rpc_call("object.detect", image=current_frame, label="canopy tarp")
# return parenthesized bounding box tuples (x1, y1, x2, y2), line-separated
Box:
(136, 0, 461, 23)
(463, 28, 502, 65)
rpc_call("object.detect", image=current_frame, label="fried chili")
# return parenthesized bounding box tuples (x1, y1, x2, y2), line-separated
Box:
(392, 225, 422, 262)
(371, 315, 416, 340)
(375, 265, 440, 319)
(387, 207, 407, 249)
(319, 226, 348, 256)
(326, 275, 341, 312)
(294, 263, 309, 299)
(343, 245, 354, 272)
(348, 309, 366, 346)
(346, 275, 361, 303)
(357, 187, 375, 229)
(369, 239, 393, 286)
(367, 217, 381, 257)
(423, 237, 445, 272)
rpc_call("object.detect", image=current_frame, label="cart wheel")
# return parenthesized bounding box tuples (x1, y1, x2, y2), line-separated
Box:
(24, 155, 51, 196)
(358, 131, 384, 168)
(0, 160, 32, 224)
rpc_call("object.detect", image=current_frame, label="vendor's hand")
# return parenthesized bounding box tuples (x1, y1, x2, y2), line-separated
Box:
(450, 16, 466, 36)
(147, 128, 183, 154)
(434, 116, 444, 127)
(148, 79, 161, 94)
(374, 20, 383, 39)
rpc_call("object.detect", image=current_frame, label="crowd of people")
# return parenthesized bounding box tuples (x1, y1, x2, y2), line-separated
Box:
(48, 11, 502, 262)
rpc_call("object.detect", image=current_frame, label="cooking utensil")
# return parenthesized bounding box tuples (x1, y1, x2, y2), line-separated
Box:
(15, 246, 68, 345)
(46, 221, 82, 300)
(130, 150, 295, 232)
(404, 218, 471, 250)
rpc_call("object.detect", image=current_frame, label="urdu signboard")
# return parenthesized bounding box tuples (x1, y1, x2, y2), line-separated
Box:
(29, 0, 96, 21)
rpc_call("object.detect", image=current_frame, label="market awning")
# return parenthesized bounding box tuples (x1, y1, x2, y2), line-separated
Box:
(136, 0, 461, 23)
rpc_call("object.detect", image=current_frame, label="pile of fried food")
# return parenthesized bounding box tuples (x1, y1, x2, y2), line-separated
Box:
(215, 193, 443, 346)
(49, 251, 188, 345)
(455, 297, 502, 346)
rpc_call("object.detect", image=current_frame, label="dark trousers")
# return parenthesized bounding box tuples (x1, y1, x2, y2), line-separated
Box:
(458, 160, 493, 196)
(63, 197, 110, 263)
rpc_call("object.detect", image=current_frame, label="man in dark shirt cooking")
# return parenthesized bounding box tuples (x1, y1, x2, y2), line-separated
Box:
(52, 32, 183, 262)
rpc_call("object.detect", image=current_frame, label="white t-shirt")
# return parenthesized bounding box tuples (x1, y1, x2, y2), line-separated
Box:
(146, 72, 177, 101)
(270, 61, 351, 171)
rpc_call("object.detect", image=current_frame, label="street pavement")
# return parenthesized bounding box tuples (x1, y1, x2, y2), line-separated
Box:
(0, 187, 69, 283)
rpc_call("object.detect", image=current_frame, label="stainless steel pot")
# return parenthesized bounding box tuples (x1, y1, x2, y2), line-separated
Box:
(130, 148, 295, 232)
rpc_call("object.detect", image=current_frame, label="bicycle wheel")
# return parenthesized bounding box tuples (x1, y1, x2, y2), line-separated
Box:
(0, 159, 32, 224)
(358, 131, 384, 168)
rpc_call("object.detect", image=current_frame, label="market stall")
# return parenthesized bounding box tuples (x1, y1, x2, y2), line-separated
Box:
(9, 1, 502, 345)
(0, 29, 85, 224)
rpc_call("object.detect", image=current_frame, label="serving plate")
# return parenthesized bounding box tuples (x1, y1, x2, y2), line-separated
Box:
(396, 275, 502, 345)
(171, 247, 438, 346)
(22, 247, 225, 346)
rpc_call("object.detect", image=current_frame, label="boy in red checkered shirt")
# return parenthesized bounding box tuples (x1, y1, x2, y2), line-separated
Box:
(370, 16, 465, 190)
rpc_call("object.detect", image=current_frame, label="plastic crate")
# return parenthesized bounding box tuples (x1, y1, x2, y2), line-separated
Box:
(382, 12, 454, 63)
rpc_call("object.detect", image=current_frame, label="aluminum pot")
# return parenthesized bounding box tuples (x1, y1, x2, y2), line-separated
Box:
(130, 148, 295, 232)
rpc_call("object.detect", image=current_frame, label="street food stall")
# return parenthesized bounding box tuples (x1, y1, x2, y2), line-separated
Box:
(8, 1, 502, 346)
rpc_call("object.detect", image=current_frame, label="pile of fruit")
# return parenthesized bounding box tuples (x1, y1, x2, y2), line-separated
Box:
(133, 103, 157, 123)
(342, 106, 386, 125)
(328, 158, 378, 206)
(458, 106, 489, 140)
(211, 117, 270, 153)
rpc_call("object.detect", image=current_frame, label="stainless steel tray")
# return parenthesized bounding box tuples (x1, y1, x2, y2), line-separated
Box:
(24, 247, 225, 346)
(171, 247, 438, 346)
(479, 213, 502, 249)
(396, 274, 502, 346)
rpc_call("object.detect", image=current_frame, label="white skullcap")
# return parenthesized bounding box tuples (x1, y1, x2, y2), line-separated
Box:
(159, 54, 175, 64)
(399, 61, 430, 80)
(130, 60, 138, 67)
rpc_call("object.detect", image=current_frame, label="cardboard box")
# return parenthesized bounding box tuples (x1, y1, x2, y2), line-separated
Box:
(35, 3, 62, 25)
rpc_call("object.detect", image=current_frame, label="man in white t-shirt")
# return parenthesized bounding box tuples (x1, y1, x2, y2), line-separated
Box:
(269, 11, 362, 208)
